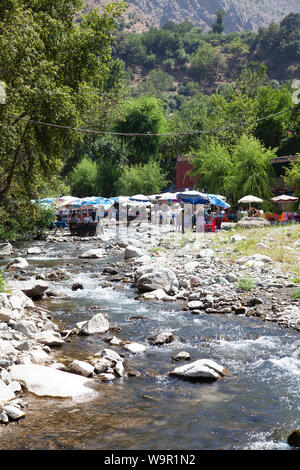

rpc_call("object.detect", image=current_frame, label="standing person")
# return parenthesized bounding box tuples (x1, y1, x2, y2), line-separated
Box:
(215, 208, 223, 230)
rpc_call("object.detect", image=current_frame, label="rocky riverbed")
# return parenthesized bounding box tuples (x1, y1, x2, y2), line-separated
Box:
(0, 221, 299, 448)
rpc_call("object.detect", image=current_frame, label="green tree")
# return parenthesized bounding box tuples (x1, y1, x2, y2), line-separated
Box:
(189, 141, 233, 194)
(211, 9, 226, 34)
(113, 96, 167, 164)
(95, 157, 121, 197)
(236, 62, 268, 98)
(0, 0, 126, 201)
(190, 42, 225, 77)
(70, 157, 97, 197)
(224, 135, 276, 202)
(254, 86, 293, 148)
(283, 155, 300, 198)
(117, 160, 168, 196)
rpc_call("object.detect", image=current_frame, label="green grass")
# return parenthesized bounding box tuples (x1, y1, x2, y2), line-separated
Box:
(291, 290, 300, 300)
(0, 269, 5, 293)
(238, 276, 254, 291)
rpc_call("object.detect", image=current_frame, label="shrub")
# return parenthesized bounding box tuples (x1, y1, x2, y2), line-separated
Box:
(0, 269, 5, 293)
(70, 158, 97, 197)
(238, 276, 254, 291)
(117, 160, 168, 196)
(291, 290, 300, 300)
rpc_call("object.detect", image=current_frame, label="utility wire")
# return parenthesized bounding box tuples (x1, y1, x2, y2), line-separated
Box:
(7, 106, 294, 137)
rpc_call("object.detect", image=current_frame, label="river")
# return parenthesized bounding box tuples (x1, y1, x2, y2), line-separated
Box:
(0, 237, 299, 450)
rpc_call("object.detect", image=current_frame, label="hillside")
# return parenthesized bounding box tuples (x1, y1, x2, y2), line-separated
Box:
(85, 0, 300, 33)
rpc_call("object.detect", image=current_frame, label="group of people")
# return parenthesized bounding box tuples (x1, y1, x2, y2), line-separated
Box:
(204, 208, 226, 229)
(53, 209, 99, 234)
(69, 211, 98, 224)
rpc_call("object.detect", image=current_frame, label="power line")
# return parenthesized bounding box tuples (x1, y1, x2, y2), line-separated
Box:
(7, 106, 294, 137)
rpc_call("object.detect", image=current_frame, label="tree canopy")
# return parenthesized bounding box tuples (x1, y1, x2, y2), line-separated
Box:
(0, 0, 126, 199)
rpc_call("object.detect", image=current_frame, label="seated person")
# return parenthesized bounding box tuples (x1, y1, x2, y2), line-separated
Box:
(248, 207, 258, 217)
(70, 213, 80, 223)
(83, 213, 91, 224)
(204, 209, 215, 224)
(90, 211, 98, 222)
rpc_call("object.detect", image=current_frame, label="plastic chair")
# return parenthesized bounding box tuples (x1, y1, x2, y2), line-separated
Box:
(204, 217, 217, 233)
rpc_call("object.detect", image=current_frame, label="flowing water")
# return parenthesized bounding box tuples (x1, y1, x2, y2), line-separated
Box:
(0, 239, 299, 450)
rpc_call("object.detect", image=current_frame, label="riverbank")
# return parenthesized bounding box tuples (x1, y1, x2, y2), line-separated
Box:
(42, 220, 300, 332)
(0, 221, 299, 448)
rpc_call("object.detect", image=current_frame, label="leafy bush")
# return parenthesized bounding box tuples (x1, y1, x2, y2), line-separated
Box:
(70, 158, 98, 197)
(238, 276, 254, 291)
(117, 160, 168, 196)
(0, 196, 56, 241)
(0, 269, 6, 293)
(291, 289, 300, 300)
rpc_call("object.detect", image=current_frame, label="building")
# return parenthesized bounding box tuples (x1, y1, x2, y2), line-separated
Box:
(176, 154, 298, 194)
(176, 155, 198, 191)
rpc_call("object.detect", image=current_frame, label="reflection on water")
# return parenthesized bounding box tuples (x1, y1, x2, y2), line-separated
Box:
(0, 239, 299, 450)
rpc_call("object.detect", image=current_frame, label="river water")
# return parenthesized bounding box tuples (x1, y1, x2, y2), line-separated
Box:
(0, 238, 299, 450)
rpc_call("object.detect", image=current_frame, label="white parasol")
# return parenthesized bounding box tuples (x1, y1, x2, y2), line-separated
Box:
(271, 194, 298, 212)
(238, 195, 263, 210)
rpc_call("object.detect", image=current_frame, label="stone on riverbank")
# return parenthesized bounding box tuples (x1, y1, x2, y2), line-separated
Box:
(79, 313, 109, 335)
(9, 364, 98, 399)
(148, 331, 174, 346)
(27, 247, 44, 255)
(123, 342, 146, 354)
(140, 289, 175, 301)
(135, 265, 178, 294)
(69, 360, 94, 377)
(124, 245, 145, 259)
(9, 280, 49, 299)
(287, 430, 300, 448)
(169, 359, 228, 381)
(3, 404, 25, 420)
(36, 330, 64, 347)
(0, 242, 13, 258)
(79, 248, 105, 259)
(0, 378, 15, 404)
(6, 257, 29, 270)
(236, 217, 270, 229)
(171, 351, 191, 361)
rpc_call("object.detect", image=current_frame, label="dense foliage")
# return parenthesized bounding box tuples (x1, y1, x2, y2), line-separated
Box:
(0, 4, 299, 239)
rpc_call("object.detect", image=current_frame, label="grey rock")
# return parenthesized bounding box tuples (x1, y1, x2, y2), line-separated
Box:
(148, 331, 175, 346)
(169, 359, 228, 381)
(135, 264, 178, 293)
(6, 257, 29, 270)
(69, 360, 94, 377)
(0, 242, 13, 258)
(80, 313, 109, 335)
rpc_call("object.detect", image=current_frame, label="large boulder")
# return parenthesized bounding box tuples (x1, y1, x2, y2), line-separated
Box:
(236, 216, 270, 229)
(148, 331, 175, 346)
(6, 257, 29, 270)
(237, 253, 273, 268)
(135, 264, 178, 293)
(79, 249, 105, 259)
(79, 313, 109, 335)
(8, 279, 49, 299)
(124, 245, 145, 259)
(9, 364, 98, 399)
(27, 246, 44, 255)
(0, 378, 15, 404)
(287, 430, 300, 448)
(36, 330, 64, 347)
(123, 342, 146, 354)
(0, 242, 13, 259)
(169, 359, 228, 381)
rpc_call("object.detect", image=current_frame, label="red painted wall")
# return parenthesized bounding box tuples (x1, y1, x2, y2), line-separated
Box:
(176, 159, 198, 191)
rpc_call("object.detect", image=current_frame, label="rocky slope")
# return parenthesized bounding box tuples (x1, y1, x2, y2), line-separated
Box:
(86, 0, 300, 32)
